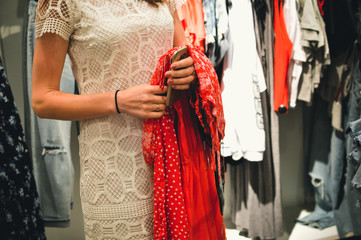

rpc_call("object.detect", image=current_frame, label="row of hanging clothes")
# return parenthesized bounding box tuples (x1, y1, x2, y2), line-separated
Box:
(1, 0, 76, 238)
(178, 0, 361, 239)
(1, 0, 230, 238)
(296, 0, 361, 238)
(4, 0, 280, 238)
(219, 0, 283, 238)
(181, 0, 284, 238)
(2, 0, 361, 239)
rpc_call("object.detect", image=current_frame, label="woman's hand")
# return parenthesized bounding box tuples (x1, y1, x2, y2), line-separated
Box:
(165, 56, 196, 90)
(116, 84, 168, 119)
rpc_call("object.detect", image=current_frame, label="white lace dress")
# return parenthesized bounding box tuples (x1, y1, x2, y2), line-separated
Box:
(36, 0, 178, 239)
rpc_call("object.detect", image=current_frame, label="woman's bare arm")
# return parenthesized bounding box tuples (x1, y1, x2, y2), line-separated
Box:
(32, 33, 167, 121)
(172, 10, 187, 47)
(168, 10, 196, 90)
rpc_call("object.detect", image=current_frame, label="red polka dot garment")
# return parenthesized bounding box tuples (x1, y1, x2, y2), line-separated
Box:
(143, 45, 225, 240)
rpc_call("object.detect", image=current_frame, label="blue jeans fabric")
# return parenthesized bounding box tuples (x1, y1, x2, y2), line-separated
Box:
(347, 119, 361, 207)
(347, 120, 361, 171)
(297, 205, 335, 229)
(299, 57, 361, 237)
(333, 123, 361, 237)
(23, 0, 75, 227)
(298, 93, 336, 229)
(333, 58, 361, 237)
(329, 129, 346, 210)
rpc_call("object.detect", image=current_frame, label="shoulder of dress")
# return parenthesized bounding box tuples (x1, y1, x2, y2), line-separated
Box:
(166, 0, 187, 13)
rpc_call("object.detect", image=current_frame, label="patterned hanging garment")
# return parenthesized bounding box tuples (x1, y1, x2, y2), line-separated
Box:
(142, 45, 225, 240)
(0, 58, 46, 239)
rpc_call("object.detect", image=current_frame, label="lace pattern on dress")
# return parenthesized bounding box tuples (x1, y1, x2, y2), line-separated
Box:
(33, 0, 180, 239)
(35, 0, 74, 41)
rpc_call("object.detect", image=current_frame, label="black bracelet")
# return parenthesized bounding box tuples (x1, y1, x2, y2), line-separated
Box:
(115, 90, 121, 114)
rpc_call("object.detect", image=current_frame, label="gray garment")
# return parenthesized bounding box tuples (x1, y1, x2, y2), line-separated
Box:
(318, 0, 359, 132)
(228, 158, 282, 240)
(264, 1, 284, 237)
(23, 0, 75, 227)
(297, 0, 330, 104)
(223, 1, 283, 239)
(319, 44, 356, 132)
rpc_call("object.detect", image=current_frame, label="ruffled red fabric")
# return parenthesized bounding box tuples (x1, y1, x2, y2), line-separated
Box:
(142, 45, 225, 240)
(188, 46, 225, 172)
(174, 96, 226, 240)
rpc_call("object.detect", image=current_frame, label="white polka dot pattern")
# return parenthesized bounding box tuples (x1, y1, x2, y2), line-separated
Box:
(150, 109, 190, 239)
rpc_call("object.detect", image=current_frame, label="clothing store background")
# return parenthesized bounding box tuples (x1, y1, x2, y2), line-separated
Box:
(1, 0, 309, 239)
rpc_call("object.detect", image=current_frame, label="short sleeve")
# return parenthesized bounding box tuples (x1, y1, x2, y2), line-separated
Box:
(168, 0, 187, 13)
(35, 0, 74, 41)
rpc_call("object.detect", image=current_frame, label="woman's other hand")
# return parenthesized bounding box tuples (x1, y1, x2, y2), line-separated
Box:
(116, 84, 167, 119)
(165, 56, 196, 90)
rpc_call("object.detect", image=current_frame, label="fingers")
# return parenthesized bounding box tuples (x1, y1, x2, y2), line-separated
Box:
(118, 84, 169, 119)
(148, 85, 168, 95)
(143, 87, 167, 114)
(166, 65, 196, 90)
(167, 56, 195, 79)
(152, 92, 167, 104)
(126, 101, 166, 119)
(169, 75, 195, 90)
(167, 65, 195, 79)
(165, 56, 196, 90)
(143, 111, 166, 119)
(170, 56, 194, 70)
(150, 103, 166, 112)
(140, 102, 166, 119)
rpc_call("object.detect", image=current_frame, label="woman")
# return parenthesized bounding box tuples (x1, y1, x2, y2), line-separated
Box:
(32, 0, 196, 239)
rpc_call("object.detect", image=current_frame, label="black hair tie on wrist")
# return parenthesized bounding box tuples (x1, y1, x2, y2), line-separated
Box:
(115, 90, 121, 114)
